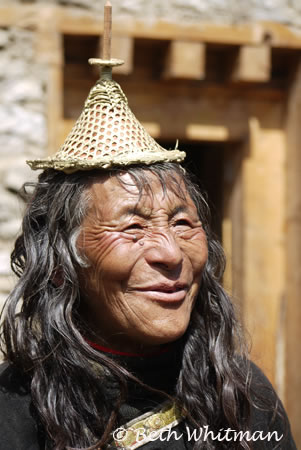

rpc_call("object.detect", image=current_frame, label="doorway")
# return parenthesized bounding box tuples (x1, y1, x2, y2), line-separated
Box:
(159, 140, 226, 241)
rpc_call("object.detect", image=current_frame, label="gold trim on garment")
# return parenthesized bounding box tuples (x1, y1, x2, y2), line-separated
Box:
(108, 400, 184, 449)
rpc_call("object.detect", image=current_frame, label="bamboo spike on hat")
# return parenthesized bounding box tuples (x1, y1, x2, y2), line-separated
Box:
(26, 1, 185, 173)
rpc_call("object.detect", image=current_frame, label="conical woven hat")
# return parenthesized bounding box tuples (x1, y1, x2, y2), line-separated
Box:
(27, 58, 186, 173)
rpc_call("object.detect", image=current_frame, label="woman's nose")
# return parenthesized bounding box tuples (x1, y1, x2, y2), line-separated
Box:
(144, 232, 183, 271)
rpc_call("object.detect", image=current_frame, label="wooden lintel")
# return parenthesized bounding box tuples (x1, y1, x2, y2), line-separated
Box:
(64, 76, 283, 144)
(163, 40, 205, 80)
(2, 5, 301, 49)
(61, 114, 245, 148)
(230, 44, 271, 82)
(111, 35, 134, 75)
(186, 124, 231, 141)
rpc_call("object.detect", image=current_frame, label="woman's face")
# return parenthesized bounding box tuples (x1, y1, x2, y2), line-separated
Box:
(77, 171, 208, 353)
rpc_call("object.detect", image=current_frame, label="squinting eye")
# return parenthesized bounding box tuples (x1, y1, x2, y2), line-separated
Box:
(174, 219, 192, 227)
(124, 224, 143, 231)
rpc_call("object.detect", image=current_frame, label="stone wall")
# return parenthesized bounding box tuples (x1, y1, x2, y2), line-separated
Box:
(0, 25, 47, 308)
(4, 0, 301, 28)
(50, 0, 301, 30)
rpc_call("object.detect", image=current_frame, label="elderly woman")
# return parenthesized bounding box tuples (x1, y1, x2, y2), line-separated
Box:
(0, 12, 297, 446)
(0, 163, 297, 450)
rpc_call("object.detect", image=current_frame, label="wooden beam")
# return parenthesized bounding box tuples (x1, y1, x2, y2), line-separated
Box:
(111, 35, 134, 75)
(222, 145, 244, 308)
(54, 8, 301, 49)
(230, 44, 271, 82)
(240, 117, 286, 387)
(34, 7, 62, 66)
(285, 61, 301, 448)
(47, 65, 64, 155)
(63, 76, 284, 145)
(34, 8, 64, 155)
(163, 40, 205, 80)
(2, 5, 301, 49)
(186, 124, 230, 141)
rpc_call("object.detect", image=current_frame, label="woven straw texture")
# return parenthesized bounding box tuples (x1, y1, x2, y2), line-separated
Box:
(27, 77, 185, 173)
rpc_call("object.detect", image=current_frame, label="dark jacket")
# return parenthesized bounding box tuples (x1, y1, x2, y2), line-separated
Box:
(0, 358, 297, 450)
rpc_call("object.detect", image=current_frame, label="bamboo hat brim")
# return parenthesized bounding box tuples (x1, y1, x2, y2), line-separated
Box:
(27, 59, 185, 174)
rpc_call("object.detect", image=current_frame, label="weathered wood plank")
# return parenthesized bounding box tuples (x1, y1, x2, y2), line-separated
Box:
(163, 40, 205, 80)
(222, 144, 244, 309)
(186, 124, 230, 141)
(35, 21, 64, 155)
(241, 117, 286, 387)
(230, 44, 271, 82)
(285, 61, 301, 446)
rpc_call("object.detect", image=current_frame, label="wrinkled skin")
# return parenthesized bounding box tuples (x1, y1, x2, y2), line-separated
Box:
(77, 172, 208, 353)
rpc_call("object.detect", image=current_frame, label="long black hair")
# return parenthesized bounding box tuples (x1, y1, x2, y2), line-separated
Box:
(0, 163, 270, 449)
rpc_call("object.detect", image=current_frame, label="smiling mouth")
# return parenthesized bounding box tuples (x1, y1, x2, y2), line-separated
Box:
(134, 284, 188, 302)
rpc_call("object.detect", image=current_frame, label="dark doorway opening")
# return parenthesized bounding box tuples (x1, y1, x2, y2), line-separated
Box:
(159, 140, 225, 240)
